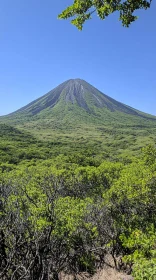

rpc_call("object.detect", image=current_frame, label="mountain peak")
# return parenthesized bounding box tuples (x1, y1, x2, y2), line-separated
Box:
(67, 78, 83, 81)
(65, 78, 86, 86)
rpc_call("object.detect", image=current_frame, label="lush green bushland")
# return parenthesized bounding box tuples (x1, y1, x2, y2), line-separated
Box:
(0, 141, 156, 279)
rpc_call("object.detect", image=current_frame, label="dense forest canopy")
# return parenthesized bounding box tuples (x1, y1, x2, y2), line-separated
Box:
(0, 120, 156, 279)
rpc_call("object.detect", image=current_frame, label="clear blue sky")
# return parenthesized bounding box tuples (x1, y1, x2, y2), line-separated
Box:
(0, 0, 156, 116)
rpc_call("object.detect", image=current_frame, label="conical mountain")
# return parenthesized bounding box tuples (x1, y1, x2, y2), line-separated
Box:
(1, 79, 156, 136)
(3, 78, 155, 120)
(1, 79, 156, 156)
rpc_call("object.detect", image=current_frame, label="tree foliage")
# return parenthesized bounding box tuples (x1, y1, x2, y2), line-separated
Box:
(58, 0, 152, 30)
(0, 144, 156, 279)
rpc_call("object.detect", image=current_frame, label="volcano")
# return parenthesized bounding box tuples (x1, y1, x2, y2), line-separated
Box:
(1, 78, 156, 156)
(6, 79, 154, 118)
(1, 78, 156, 132)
